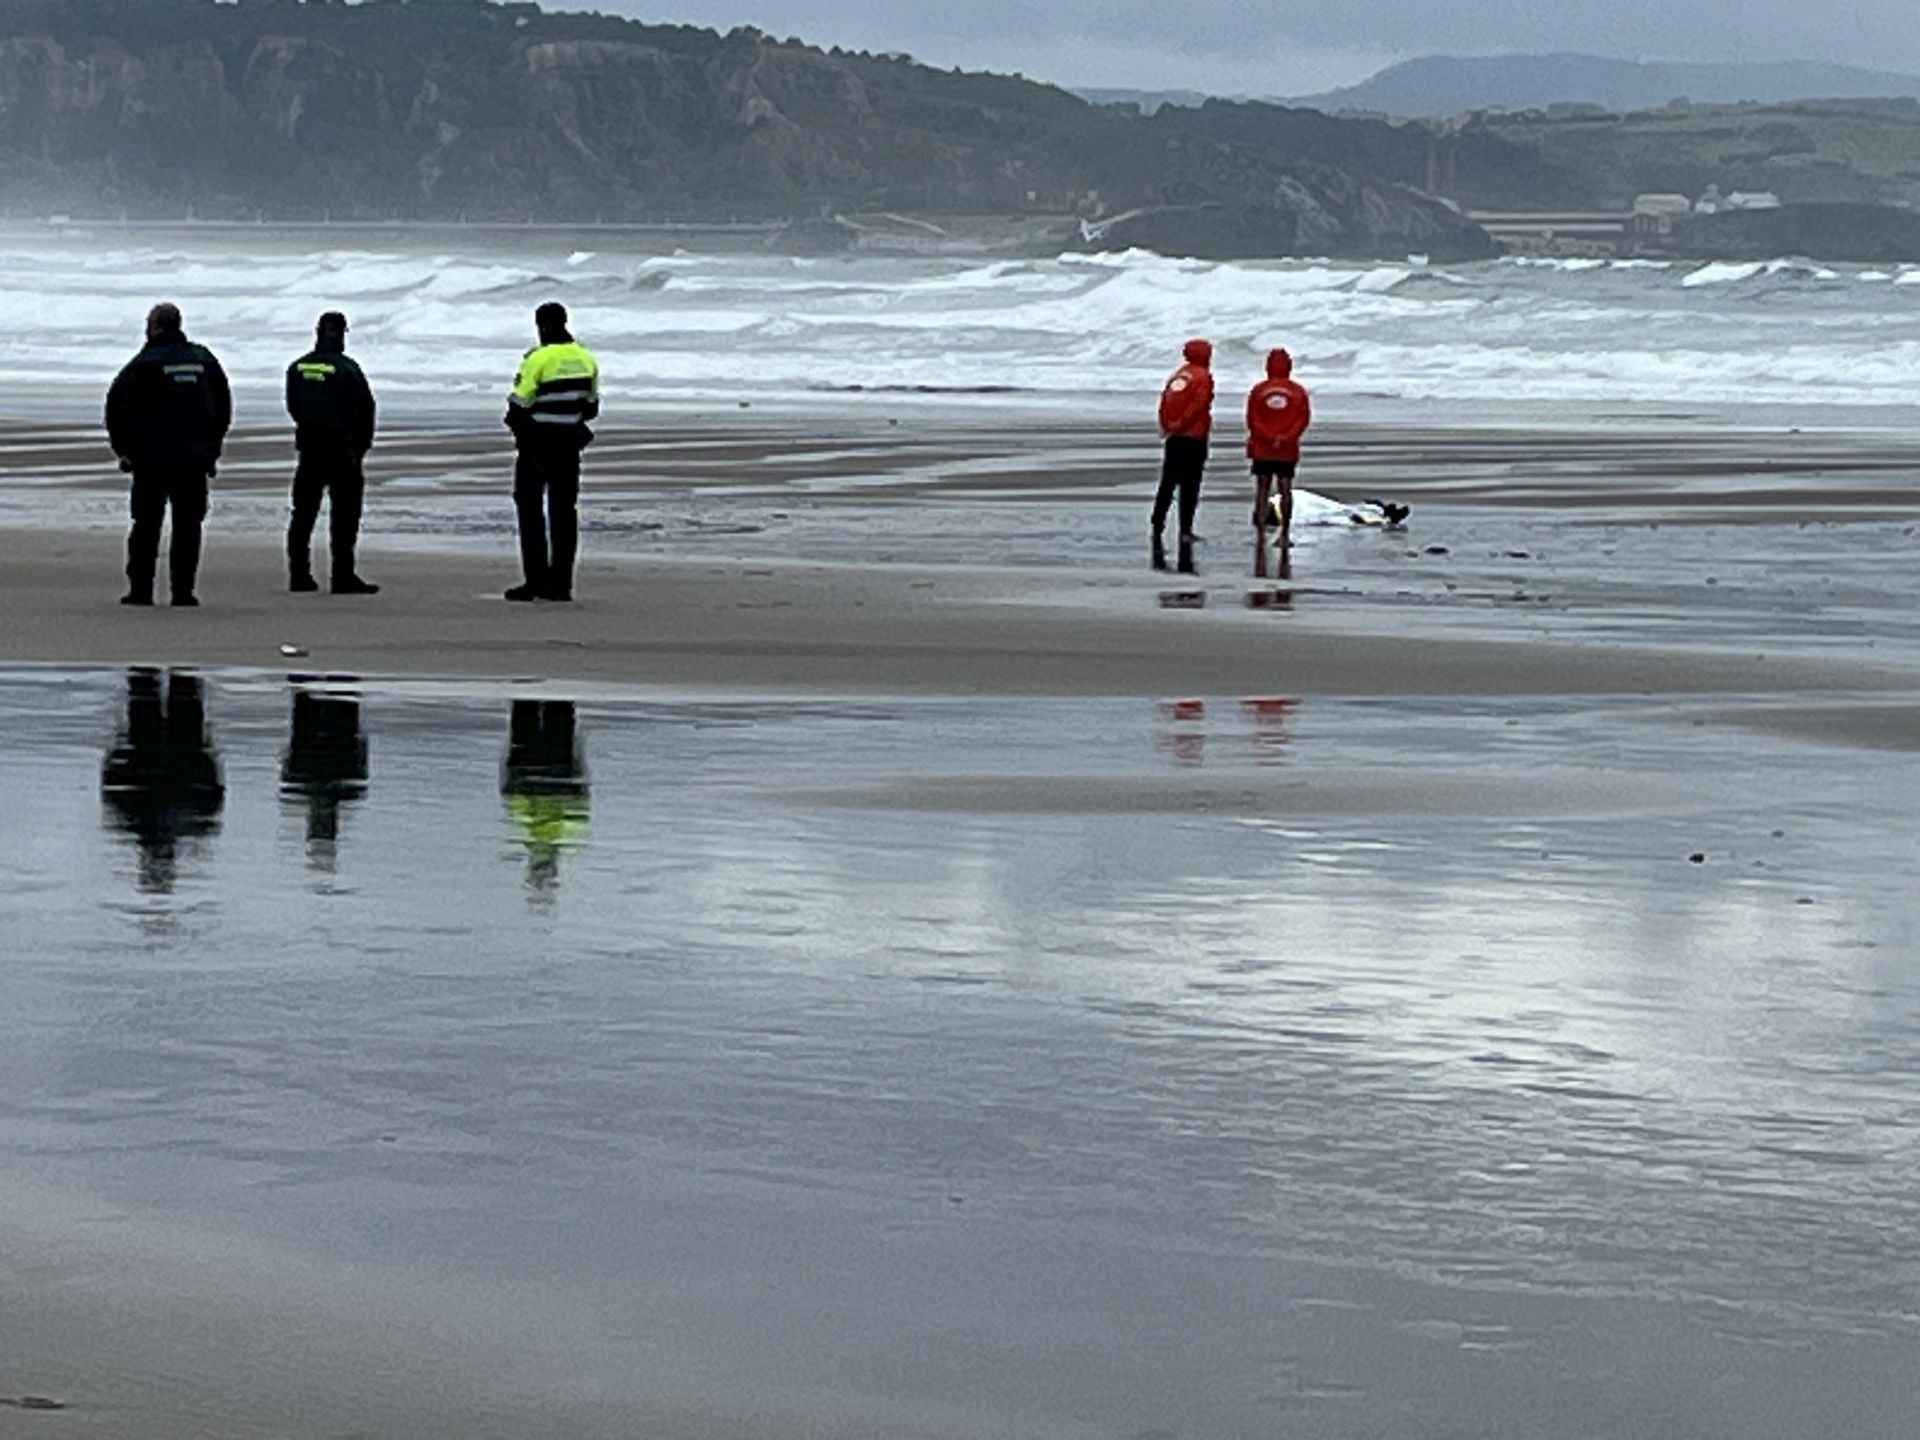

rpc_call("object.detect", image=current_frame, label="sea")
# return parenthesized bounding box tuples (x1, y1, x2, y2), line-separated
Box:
(4, 225, 1920, 422)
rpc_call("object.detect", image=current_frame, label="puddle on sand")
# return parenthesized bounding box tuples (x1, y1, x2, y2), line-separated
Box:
(2, 667, 1919, 1439)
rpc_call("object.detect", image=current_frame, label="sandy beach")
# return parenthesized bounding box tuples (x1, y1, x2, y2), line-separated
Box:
(3, 524, 1915, 702)
(6, 410, 1920, 1439)
(7, 412, 1920, 701)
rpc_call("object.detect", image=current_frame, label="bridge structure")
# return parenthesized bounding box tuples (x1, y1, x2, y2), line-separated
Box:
(1466, 209, 1661, 254)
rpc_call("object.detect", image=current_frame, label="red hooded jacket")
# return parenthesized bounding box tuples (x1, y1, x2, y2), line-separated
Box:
(1158, 338, 1214, 439)
(1246, 348, 1310, 462)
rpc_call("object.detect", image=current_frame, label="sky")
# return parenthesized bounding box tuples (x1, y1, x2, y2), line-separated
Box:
(571, 1, 1920, 97)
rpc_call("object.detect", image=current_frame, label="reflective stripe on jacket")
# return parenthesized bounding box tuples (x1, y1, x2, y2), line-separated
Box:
(510, 341, 600, 432)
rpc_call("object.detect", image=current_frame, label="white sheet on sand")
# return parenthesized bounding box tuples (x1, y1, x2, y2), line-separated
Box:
(1289, 491, 1406, 528)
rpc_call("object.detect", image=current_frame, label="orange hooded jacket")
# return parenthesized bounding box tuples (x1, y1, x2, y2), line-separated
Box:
(1246, 348, 1310, 462)
(1158, 338, 1214, 439)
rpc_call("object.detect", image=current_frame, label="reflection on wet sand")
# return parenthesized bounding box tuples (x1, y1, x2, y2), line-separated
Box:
(1156, 695, 1299, 768)
(1253, 538, 1293, 584)
(502, 700, 589, 894)
(99, 668, 224, 892)
(280, 682, 370, 868)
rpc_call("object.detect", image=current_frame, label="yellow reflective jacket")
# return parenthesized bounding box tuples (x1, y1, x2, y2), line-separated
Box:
(508, 339, 600, 443)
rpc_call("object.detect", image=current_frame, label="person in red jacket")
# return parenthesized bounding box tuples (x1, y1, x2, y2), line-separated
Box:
(1246, 347, 1311, 562)
(1152, 338, 1214, 573)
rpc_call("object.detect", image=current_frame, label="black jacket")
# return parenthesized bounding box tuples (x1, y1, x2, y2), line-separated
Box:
(105, 332, 232, 475)
(286, 344, 376, 456)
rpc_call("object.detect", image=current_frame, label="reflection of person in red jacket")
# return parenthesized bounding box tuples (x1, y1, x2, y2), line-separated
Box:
(1246, 348, 1311, 559)
(1152, 338, 1214, 573)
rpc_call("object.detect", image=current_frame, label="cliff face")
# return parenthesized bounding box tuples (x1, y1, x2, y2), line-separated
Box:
(0, 0, 1491, 260)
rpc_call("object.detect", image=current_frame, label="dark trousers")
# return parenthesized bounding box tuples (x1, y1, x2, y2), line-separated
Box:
(287, 452, 366, 580)
(514, 443, 582, 596)
(127, 468, 209, 601)
(1152, 435, 1208, 537)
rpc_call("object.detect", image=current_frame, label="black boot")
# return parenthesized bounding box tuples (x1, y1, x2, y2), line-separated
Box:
(331, 574, 380, 596)
(290, 567, 319, 593)
(1176, 536, 1196, 575)
(1151, 533, 1169, 572)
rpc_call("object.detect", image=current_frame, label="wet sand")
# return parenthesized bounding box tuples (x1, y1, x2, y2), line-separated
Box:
(1698, 701, 1920, 751)
(1, 527, 1914, 702)
(794, 768, 1715, 815)
(11, 416, 1920, 510)
(8, 415, 1920, 1439)
(5, 668, 1920, 1439)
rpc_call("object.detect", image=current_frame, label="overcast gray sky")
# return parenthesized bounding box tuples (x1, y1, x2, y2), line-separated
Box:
(572, 1, 1920, 96)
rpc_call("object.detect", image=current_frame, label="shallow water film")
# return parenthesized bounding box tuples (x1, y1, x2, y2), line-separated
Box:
(2, 667, 1918, 1437)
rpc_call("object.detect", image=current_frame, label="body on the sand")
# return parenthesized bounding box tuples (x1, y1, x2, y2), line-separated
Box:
(105, 303, 231, 607)
(1152, 338, 1214, 575)
(1246, 347, 1311, 575)
(285, 311, 379, 596)
(505, 301, 600, 604)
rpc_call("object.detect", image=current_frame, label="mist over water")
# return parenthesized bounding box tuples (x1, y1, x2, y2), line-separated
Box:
(7, 227, 1920, 418)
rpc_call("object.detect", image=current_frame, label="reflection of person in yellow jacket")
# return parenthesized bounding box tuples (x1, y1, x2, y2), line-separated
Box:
(504, 302, 599, 604)
(501, 699, 589, 893)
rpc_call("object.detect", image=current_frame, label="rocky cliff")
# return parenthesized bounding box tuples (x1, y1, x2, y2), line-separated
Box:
(0, 0, 1493, 261)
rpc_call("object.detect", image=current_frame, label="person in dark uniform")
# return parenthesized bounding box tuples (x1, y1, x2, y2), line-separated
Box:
(280, 682, 370, 867)
(100, 668, 225, 893)
(501, 699, 590, 894)
(286, 311, 379, 595)
(505, 302, 600, 603)
(105, 304, 232, 607)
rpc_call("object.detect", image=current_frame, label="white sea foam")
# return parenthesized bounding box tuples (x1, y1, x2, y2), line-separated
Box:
(4, 230, 1919, 412)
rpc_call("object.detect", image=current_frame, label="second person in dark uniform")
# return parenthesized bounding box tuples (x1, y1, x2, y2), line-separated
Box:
(286, 311, 379, 595)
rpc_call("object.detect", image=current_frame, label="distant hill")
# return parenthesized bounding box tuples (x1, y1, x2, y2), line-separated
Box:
(1076, 88, 1212, 115)
(0, 0, 1492, 260)
(1296, 54, 1920, 118)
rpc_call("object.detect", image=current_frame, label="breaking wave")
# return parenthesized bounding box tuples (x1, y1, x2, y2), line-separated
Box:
(3, 228, 1919, 411)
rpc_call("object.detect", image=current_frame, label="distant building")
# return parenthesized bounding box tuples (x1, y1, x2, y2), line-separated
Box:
(1695, 184, 1724, 214)
(1724, 190, 1782, 210)
(1632, 193, 1693, 237)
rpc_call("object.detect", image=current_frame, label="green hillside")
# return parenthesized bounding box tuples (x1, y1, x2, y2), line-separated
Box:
(1456, 100, 1920, 210)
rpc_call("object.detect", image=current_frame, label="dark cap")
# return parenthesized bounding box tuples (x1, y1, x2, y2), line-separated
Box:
(317, 310, 349, 333)
(535, 301, 569, 330)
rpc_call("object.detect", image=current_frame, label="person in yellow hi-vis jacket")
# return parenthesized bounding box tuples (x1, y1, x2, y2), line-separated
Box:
(504, 301, 600, 602)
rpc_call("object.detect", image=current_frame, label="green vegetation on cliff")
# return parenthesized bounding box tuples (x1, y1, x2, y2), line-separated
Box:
(1453, 100, 1920, 212)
